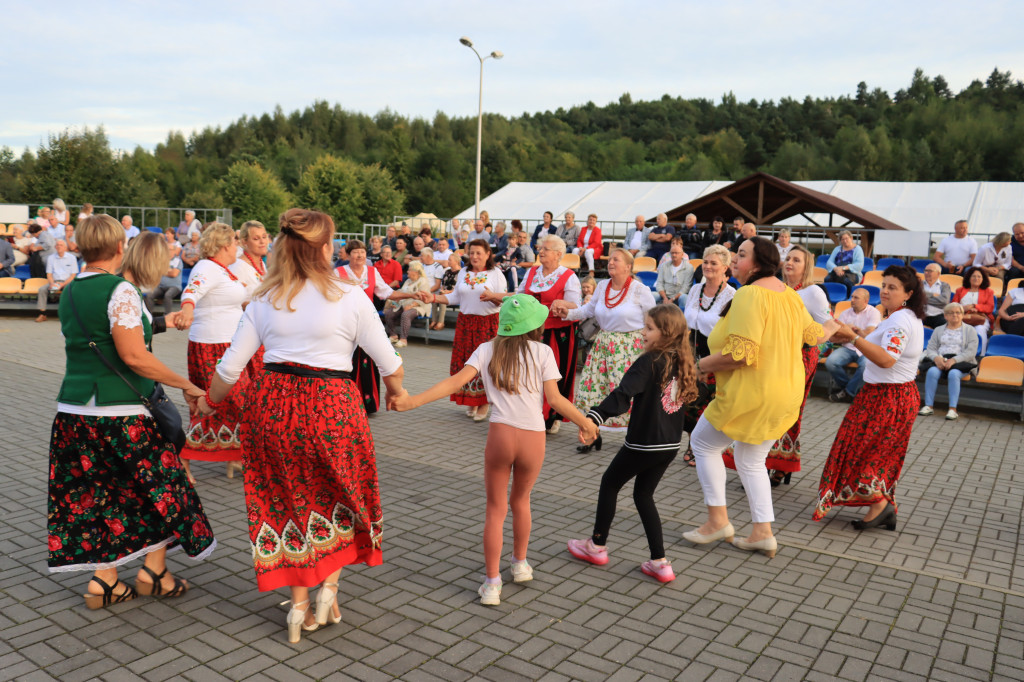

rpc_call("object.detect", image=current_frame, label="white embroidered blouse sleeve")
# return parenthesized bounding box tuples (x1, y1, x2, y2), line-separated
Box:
(563, 274, 582, 306)
(107, 282, 145, 331)
(181, 261, 212, 306)
(216, 305, 262, 384)
(565, 281, 602, 321)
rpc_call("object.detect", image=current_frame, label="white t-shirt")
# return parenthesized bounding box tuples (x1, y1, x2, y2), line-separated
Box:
(796, 285, 831, 324)
(863, 308, 923, 384)
(444, 268, 507, 316)
(973, 242, 1011, 270)
(1009, 288, 1024, 305)
(229, 255, 266, 302)
(837, 304, 882, 354)
(936, 235, 978, 267)
(465, 340, 561, 432)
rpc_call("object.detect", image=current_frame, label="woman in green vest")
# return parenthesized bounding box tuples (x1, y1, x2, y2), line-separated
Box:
(48, 214, 215, 609)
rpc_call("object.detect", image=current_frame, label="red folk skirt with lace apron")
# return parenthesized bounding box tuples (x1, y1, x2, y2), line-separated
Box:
(338, 265, 382, 413)
(524, 266, 579, 427)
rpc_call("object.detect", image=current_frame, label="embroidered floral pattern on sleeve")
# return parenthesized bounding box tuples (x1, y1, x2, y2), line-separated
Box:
(722, 334, 759, 366)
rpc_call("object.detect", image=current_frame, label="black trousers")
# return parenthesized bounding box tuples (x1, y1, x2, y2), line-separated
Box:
(592, 445, 677, 560)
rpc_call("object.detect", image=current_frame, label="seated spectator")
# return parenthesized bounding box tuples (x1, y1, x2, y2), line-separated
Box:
(382, 261, 431, 347)
(677, 213, 703, 258)
(921, 263, 951, 328)
(145, 242, 183, 316)
(0, 234, 14, 277)
(775, 228, 794, 261)
(368, 235, 384, 264)
(572, 214, 602, 273)
(509, 219, 524, 241)
(729, 220, 756, 253)
(393, 237, 409, 267)
(430, 252, 461, 330)
(64, 224, 81, 261)
(405, 236, 425, 264)
(579, 275, 596, 304)
(997, 279, 1024, 336)
(458, 229, 471, 249)
(448, 218, 460, 240)
(1007, 222, 1024, 283)
(34, 206, 52, 228)
(433, 237, 453, 262)
(121, 215, 140, 242)
(163, 228, 177, 247)
(654, 238, 695, 305)
(334, 243, 349, 268)
(492, 222, 509, 255)
(623, 215, 651, 256)
(919, 303, 979, 421)
(383, 225, 398, 251)
(46, 215, 64, 245)
(36, 239, 78, 322)
(510, 230, 535, 276)
(181, 230, 201, 267)
(824, 230, 864, 297)
(952, 266, 995, 355)
(76, 202, 94, 223)
(419, 247, 444, 295)
(645, 213, 674, 263)
(702, 215, 733, 251)
(826, 287, 882, 402)
(52, 199, 70, 227)
(531, 211, 558, 250)
(26, 224, 55, 278)
(934, 220, 977, 275)
(972, 232, 1012, 281)
(418, 226, 434, 243)
(11, 225, 32, 267)
(374, 245, 403, 289)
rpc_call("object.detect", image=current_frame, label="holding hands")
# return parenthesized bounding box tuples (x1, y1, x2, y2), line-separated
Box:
(549, 299, 571, 318)
(175, 306, 194, 331)
(578, 418, 599, 445)
(479, 290, 504, 304)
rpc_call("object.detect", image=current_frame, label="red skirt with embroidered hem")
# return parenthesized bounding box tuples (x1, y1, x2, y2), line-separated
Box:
(542, 324, 578, 425)
(450, 312, 498, 406)
(723, 345, 819, 473)
(182, 341, 249, 462)
(812, 381, 919, 521)
(241, 362, 383, 591)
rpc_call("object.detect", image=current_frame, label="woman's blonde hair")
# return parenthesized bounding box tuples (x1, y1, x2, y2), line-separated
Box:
(580, 274, 597, 291)
(254, 208, 341, 311)
(488, 326, 544, 394)
(993, 232, 1012, 250)
(645, 305, 698, 404)
(407, 261, 425, 277)
(77, 214, 125, 262)
(609, 247, 634, 271)
(119, 232, 169, 290)
(53, 198, 67, 212)
(239, 220, 266, 241)
(702, 244, 732, 268)
(786, 244, 816, 289)
(199, 222, 235, 259)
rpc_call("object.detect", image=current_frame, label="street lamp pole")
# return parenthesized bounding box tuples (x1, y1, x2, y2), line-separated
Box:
(460, 37, 502, 220)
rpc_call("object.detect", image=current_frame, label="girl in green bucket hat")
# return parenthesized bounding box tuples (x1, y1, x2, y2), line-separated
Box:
(390, 294, 599, 606)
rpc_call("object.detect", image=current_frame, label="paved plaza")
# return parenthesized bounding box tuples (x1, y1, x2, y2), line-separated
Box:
(1, 311, 1023, 682)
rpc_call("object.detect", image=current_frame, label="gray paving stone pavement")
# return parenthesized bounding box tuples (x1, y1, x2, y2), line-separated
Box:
(1, 311, 1023, 681)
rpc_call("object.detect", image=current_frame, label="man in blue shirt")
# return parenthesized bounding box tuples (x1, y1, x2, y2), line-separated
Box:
(121, 215, 140, 241)
(36, 239, 78, 322)
(1007, 222, 1024, 283)
(645, 213, 675, 264)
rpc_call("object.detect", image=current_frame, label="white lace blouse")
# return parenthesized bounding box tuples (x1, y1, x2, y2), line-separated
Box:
(683, 281, 736, 337)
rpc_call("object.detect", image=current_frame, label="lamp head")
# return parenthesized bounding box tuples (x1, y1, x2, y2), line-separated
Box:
(459, 36, 473, 47)
(490, 50, 503, 59)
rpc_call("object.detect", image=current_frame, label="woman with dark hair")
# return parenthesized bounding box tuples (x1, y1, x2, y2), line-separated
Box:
(198, 209, 406, 642)
(425, 239, 508, 420)
(814, 265, 925, 531)
(952, 266, 996, 355)
(702, 216, 733, 250)
(685, 237, 835, 558)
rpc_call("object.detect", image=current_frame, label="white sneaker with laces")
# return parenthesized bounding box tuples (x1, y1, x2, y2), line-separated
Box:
(946, 408, 958, 420)
(510, 560, 533, 583)
(478, 580, 501, 605)
(918, 406, 934, 416)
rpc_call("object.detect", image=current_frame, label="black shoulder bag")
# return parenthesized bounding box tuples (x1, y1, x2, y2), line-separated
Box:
(66, 285, 187, 453)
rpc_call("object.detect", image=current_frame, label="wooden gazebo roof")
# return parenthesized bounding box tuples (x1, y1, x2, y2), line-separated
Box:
(664, 172, 907, 232)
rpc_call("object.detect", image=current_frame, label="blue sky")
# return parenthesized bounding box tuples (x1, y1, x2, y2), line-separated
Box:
(3, 0, 1022, 152)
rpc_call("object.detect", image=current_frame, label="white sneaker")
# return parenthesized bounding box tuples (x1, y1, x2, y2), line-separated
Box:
(510, 560, 533, 583)
(918, 406, 934, 416)
(546, 421, 561, 434)
(946, 409, 958, 420)
(478, 580, 501, 605)
(395, 339, 407, 348)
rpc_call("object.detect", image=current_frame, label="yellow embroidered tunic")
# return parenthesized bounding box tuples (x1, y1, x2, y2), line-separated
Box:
(704, 285, 823, 444)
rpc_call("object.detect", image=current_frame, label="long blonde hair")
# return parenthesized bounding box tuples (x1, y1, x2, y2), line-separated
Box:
(645, 305, 698, 404)
(786, 244, 815, 289)
(487, 327, 544, 395)
(254, 209, 341, 311)
(118, 232, 169, 290)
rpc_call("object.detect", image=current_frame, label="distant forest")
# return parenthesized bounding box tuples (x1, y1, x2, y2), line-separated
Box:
(1, 68, 1022, 230)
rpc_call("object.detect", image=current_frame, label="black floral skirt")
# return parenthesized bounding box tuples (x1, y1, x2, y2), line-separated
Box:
(47, 413, 216, 572)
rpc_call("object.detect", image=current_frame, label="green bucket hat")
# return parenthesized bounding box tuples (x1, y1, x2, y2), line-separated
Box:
(498, 294, 548, 336)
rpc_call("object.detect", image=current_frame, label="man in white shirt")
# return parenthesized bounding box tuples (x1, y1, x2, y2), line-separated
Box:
(623, 215, 651, 256)
(654, 240, 695, 304)
(934, 220, 978, 275)
(121, 215, 141, 242)
(972, 232, 1012, 280)
(36, 239, 79, 322)
(418, 248, 444, 297)
(826, 287, 882, 402)
(433, 239, 453, 262)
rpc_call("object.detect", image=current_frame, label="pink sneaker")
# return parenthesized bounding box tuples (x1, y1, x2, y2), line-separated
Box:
(641, 559, 675, 583)
(567, 538, 609, 566)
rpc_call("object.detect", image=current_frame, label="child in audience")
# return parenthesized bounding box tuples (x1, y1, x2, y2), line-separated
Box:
(567, 304, 698, 583)
(390, 295, 598, 605)
(580, 276, 597, 304)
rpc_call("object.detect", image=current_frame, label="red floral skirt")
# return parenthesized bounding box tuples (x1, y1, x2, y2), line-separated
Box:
(247, 345, 266, 376)
(182, 341, 249, 462)
(450, 312, 498, 406)
(47, 413, 215, 571)
(241, 363, 383, 591)
(723, 345, 819, 473)
(813, 381, 919, 521)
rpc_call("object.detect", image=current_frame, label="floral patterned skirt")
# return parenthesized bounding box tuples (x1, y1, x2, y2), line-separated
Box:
(575, 329, 646, 430)
(47, 413, 215, 572)
(182, 341, 249, 462)
(247, 345, 266, 376)
(813, 381, 919, 521)
(723, 345, 819, 473)
(353, 346, 381, 414)
(450, 312, 498, 407)
(542, 324, 578, 426)
(241, 363, 383, 591)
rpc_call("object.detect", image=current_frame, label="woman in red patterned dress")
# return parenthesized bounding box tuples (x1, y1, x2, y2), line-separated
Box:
(198, 209, 406, 643)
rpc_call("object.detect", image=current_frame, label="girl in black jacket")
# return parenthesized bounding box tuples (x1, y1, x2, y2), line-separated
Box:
(567, 304, 698, 583)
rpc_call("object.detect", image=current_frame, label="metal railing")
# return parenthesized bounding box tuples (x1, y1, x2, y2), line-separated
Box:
(53, 204, 232, 229)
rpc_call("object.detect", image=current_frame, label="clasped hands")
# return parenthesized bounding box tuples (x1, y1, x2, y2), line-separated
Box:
(578, 418, 599, 445)
(548, 299, 571, 318)
(385, 388, 411, 411)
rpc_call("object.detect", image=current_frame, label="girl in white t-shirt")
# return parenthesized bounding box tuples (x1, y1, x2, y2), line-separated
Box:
(391, 295, 598, 606)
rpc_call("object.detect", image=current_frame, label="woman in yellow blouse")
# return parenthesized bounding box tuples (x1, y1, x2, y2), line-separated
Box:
(685, 237, 837, 557)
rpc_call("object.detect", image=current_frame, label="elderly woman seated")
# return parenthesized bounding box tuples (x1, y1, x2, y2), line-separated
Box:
(919, 302, 979, 421)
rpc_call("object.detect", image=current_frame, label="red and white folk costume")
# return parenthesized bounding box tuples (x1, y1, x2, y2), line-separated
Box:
(337, 263, 394, 413)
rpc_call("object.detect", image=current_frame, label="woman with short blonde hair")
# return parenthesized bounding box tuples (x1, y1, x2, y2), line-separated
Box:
(119, 232, 168, 291)
(76, 215, 125, 262)
(199, 223, 235, 259)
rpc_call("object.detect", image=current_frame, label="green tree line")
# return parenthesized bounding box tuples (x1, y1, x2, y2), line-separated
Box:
(1, 68, 1021, 229)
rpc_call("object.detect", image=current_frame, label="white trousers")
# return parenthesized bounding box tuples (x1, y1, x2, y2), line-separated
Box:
(691, 415, 776, 523)
(572, 247, 595, 271)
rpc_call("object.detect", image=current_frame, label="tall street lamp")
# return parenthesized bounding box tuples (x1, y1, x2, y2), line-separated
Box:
(460, 36, 503, 220)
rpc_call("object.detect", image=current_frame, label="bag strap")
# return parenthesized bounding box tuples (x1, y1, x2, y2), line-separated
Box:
(66, 284, 153, 410)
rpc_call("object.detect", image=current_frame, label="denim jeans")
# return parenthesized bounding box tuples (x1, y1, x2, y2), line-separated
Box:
(924, 366, 963, 409)
(825, 346, 866, 395)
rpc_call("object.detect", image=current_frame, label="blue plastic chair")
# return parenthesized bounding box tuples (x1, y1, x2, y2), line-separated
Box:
(815, 254, 831, 269)
(862, 257, 874, 273)
(910, 259, 933, 274)
(728, 276, 741, 289)
(180, 267, 193, 289)
(922, 327, 933, 351)
(146, 226, 162, 235)
(985, 335, 1024, 360)
(822, 282, 849, 305)
(876, 257, 905, 270)
(859, 285, 881, 306)
(636, 271, 658, 291)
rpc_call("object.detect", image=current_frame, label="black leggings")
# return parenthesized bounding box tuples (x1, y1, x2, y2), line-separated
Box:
(592, 445, 677, 560)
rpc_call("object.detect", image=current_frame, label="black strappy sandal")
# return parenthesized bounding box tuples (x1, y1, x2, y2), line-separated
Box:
(83, 576, 138, 610)
(135, 566, 189, 598)
(682, 447, 696, 467)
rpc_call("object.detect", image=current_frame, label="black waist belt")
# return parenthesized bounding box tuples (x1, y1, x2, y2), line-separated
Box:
(264, 363, 352, 380)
